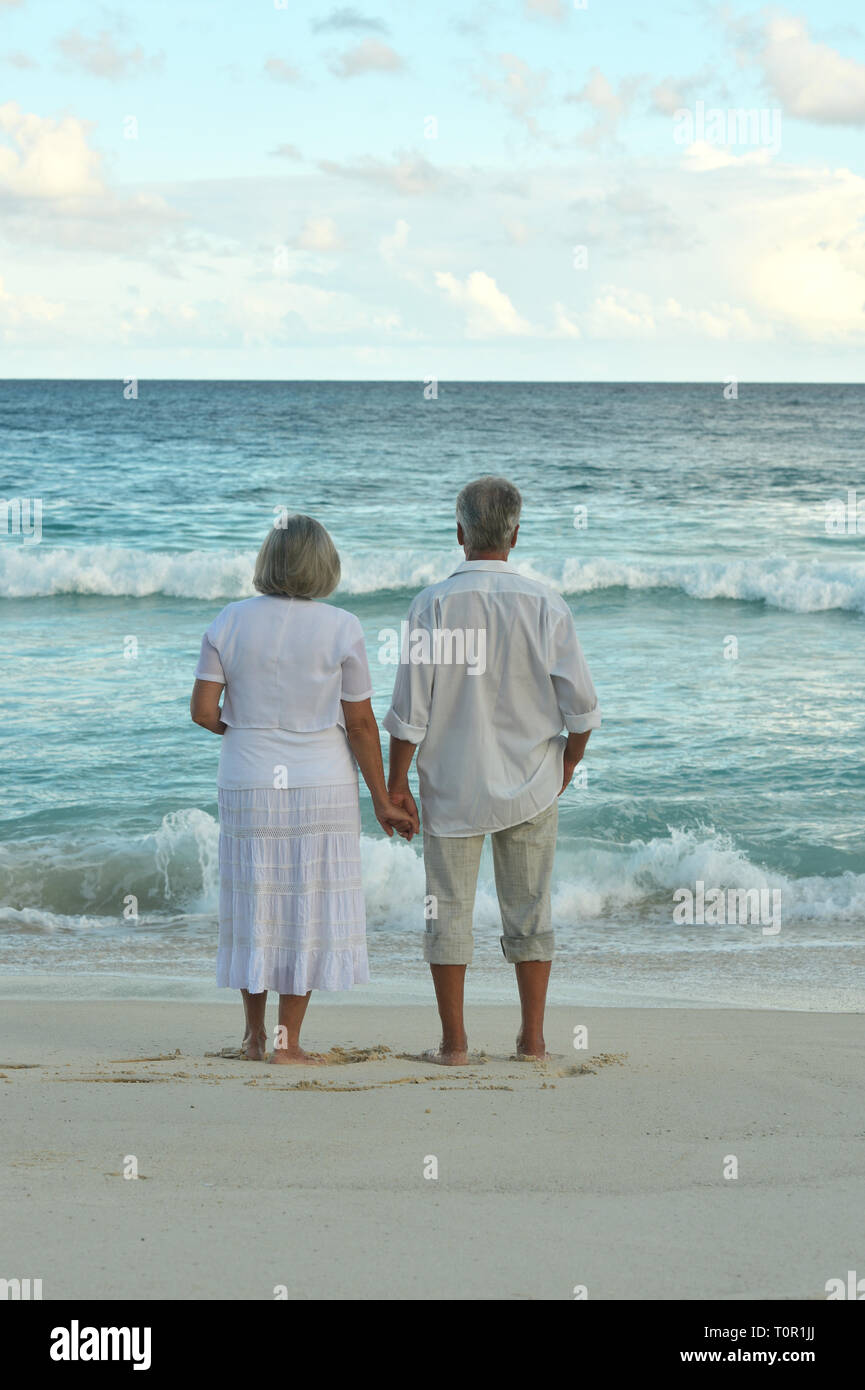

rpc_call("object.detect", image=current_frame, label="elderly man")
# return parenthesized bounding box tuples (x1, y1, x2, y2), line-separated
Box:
(383, 476, 601, 1064)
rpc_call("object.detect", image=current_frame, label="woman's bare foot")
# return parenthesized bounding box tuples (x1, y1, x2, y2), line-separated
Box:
(269, 1047, 327, 1066)
(240, 1030, 268, 1062)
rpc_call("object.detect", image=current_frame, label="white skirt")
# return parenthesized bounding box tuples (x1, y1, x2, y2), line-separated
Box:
(217, 782, 369, 994)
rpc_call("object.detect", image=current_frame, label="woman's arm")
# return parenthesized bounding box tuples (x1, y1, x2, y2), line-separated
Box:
(190, 679, 227, 735)
(342, 698, 419, 839)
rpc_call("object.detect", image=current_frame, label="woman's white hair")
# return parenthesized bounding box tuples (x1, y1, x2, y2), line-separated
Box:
(456, 476, 522, 552)
(253, 513, 340, 599)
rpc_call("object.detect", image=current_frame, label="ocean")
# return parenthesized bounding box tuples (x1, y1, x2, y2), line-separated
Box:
(1, 380, 863, 1008)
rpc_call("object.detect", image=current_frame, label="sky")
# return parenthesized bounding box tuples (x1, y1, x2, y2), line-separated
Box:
(1, 0, 864, 380)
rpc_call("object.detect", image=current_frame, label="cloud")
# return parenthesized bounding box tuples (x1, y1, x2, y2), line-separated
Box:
(237, 282, 404, 343)
(525, 0, 566, 20)
(0, 102, 180, 254)
(2, 52, 37, 70)
(377, 218, 427, 288)
(435, 269, 531, 337)
(479, 53, 548, 136)
(495, 175, 532, 198)
(662, 297, 769, 340)
(567, 67, 640, 145)
(264, 58, 301, 83)
(270, 143, 303, 160)
(650, 69, 724, 116)
(116, 299, 218, 348)
(584, 287, 656, 337)
(504, 219, 532, 245)
(739, 166, 865, 337)
(54, 28, 163, 79)
(312, 8, 388, 33)
(569, 184, 690, 252)
(651, 78, 689, 117)
(572, 161, 865, 343)
(294, 216, 341, 251)
(331, 39, 404, 78)
(572, 68, 627, 119)
(106, 274, 414, 352)
(318, 151, 452, 195)
(755, 14, 865, 125)
(379, 218, 409, 261)
(0, 102, 102, 198)
(680, 141, 773, 172)
(579, 287, 771, 341)
(0, 275, 64, 334)
(454, 4, 496, 36)
(553, 301, 581, 337)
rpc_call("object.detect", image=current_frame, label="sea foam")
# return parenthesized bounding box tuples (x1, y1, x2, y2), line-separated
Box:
(2, 545, 864, 613)
(1, 811, 862, 936)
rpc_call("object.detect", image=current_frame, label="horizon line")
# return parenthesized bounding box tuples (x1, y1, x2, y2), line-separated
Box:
(0, 378, 862, 386)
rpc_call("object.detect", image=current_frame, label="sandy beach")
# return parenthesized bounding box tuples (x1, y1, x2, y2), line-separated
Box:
(2, 1000, 862, 1301)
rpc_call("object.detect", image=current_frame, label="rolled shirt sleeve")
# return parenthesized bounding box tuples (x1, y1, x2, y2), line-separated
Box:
(382, 602, 435, 745)
(194, 633, 226, 683)
(549, 609, 601, 733)
(340, 620, 374, 702)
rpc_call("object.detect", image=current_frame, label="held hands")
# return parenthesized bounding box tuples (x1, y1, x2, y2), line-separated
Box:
(374, 789, 419, 841)
(379, 784, 420, 840)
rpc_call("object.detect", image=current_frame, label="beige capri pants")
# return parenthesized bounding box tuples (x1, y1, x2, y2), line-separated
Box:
(422, 800, 558, 965)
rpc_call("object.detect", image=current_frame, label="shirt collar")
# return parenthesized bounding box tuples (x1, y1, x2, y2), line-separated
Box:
(450, 559, 512, 576)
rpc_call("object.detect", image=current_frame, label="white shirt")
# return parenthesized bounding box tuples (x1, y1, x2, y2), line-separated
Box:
(382, 560, 601, 836)
(194, 595, 372, 790)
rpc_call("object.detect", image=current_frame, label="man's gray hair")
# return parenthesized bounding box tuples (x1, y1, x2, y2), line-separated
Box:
(455, 476, 522, 552)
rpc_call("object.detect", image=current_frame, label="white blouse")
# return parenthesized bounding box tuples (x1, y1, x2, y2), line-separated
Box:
(194, 595, 373, 790)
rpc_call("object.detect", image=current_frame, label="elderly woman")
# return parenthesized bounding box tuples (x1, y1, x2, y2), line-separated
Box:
(190, 514, 416, 1064)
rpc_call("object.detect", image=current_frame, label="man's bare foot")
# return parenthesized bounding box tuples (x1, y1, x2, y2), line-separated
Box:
(269, 1047, 326, 1066)
(515, 1032, 549, 1060)
(420, 1045, 470, 1067)
(240, 1031, 268, 1061)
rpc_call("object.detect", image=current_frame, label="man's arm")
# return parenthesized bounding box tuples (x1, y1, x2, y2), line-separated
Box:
(560, 729, 591, 794)
(387, 736, 419, 822)
(549, 607, 600, 792)
(382, 599, 435, 827)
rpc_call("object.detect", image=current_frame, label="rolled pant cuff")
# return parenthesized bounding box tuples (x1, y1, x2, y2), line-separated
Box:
(500, 931, 555, 964)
